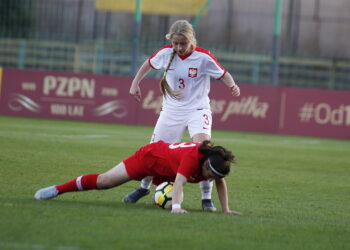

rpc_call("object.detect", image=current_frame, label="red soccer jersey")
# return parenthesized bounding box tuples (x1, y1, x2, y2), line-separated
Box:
(123, 141, 207, 185)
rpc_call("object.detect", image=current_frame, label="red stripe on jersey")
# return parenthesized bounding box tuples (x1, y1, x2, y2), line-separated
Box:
(148, 44, 173, 69)
(216, 70, 227, 80)
(148, 58, 156, 69)
(177, 44, 196, 60)
(178, 53, 193, 60)
(195, 46, 226, 73)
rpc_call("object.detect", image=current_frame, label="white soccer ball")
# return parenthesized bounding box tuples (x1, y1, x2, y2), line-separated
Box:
(154, 182, 173, 209)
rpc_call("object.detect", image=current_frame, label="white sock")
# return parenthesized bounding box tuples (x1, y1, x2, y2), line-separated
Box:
(199, 180, 213, 200)
(140, 176, 153, 189)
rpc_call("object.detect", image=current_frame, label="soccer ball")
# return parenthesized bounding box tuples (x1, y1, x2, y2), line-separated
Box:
(154, 182, 173, 209)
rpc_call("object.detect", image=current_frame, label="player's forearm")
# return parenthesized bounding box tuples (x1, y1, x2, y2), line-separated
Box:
(216, 178, 230, 212)
(172, 174, 187, 206)
(171, 179, 187, 214)
(221, 72, 240, 97)
(131, 60, 152, 87)
(221, 72, 237, 88)
(172, 183, 183, 206)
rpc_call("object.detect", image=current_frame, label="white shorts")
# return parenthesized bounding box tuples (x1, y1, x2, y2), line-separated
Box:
(151, 109, 212, 143)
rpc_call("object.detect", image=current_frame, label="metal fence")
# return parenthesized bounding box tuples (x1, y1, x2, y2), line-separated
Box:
(1, 38, 349, 90)
(0, 0, 349, 90)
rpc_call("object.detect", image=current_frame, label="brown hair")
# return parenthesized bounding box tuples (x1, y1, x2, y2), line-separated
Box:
(198, 140, 235, 177)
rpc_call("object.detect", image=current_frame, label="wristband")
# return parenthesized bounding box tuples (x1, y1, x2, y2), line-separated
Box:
(172, 204, 181, 209)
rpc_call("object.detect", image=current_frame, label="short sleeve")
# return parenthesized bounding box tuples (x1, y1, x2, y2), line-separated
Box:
(204, 52, 226, 80)
(148, 45, 173, 70)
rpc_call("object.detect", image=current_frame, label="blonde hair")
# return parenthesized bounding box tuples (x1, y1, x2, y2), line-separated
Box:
(160, 50, 178, 99)
(165, 20, 197, 45)
(160, 20, 197, 99)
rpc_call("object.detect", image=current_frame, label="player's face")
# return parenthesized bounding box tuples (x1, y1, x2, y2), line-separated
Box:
(202, 160, 220, 180)
(171, 34, 192, 56)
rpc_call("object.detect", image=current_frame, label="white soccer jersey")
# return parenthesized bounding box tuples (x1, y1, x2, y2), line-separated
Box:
(148, 45, 226, 112)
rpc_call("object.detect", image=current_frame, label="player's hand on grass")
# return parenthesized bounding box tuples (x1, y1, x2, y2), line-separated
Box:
(129, 85, 141, 102)
(223, 209, 242, 215)
(171, 208, 188, 214)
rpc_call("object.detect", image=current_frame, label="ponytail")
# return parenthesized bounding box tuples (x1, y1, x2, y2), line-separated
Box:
(160, 50, 180, 99)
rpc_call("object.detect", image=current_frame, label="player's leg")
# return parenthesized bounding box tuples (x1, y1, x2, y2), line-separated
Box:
(97, 162, 132, 188)
(199, 180, 216, 211)
(35, 162, 131, 200)
(122, 177, 151, 203)
(192, 133, 216, 211)
(188, 109, 216, 212)
(151, 110, 187, 144)
(123, 110, 186, 203)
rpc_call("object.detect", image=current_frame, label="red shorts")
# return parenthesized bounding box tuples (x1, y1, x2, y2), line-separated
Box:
(122, 143, 178, 185)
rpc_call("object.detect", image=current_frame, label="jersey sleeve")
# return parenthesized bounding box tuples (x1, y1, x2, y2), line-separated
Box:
(204, 52, 227, 80)
(148, 45, 172, 70)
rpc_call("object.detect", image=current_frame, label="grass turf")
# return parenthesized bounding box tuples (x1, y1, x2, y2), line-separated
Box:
(0, 115, 349, 250)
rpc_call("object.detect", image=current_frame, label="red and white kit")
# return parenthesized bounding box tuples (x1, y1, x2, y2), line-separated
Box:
(149, 45, 226, 112)
(149, 45, 227, 141)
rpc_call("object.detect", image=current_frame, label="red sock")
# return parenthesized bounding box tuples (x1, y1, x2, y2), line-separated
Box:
(56, 174, 99, 194)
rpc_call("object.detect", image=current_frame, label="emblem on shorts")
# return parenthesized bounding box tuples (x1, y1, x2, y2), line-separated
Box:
(188, 68, 198, 78)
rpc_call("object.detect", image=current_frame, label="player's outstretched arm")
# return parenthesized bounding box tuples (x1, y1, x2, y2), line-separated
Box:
(129, 60, 152, 102)
(215, 178, 242, 215)
(221, 72, 240, 97)
(171, 173, 188, 214)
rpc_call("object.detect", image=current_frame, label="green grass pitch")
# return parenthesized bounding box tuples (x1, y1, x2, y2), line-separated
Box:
(0, 115, 349, 250)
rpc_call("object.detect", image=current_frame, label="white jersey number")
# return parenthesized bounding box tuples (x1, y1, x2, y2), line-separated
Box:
(169, 142, 197, 149)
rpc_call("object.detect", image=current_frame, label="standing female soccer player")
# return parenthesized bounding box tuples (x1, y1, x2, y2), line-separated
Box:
(34, 141, 241, 215)
(124, 20, 240, 211)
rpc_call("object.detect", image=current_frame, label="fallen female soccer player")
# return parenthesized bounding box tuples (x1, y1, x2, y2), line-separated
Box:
(34, 140, 241, 215)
